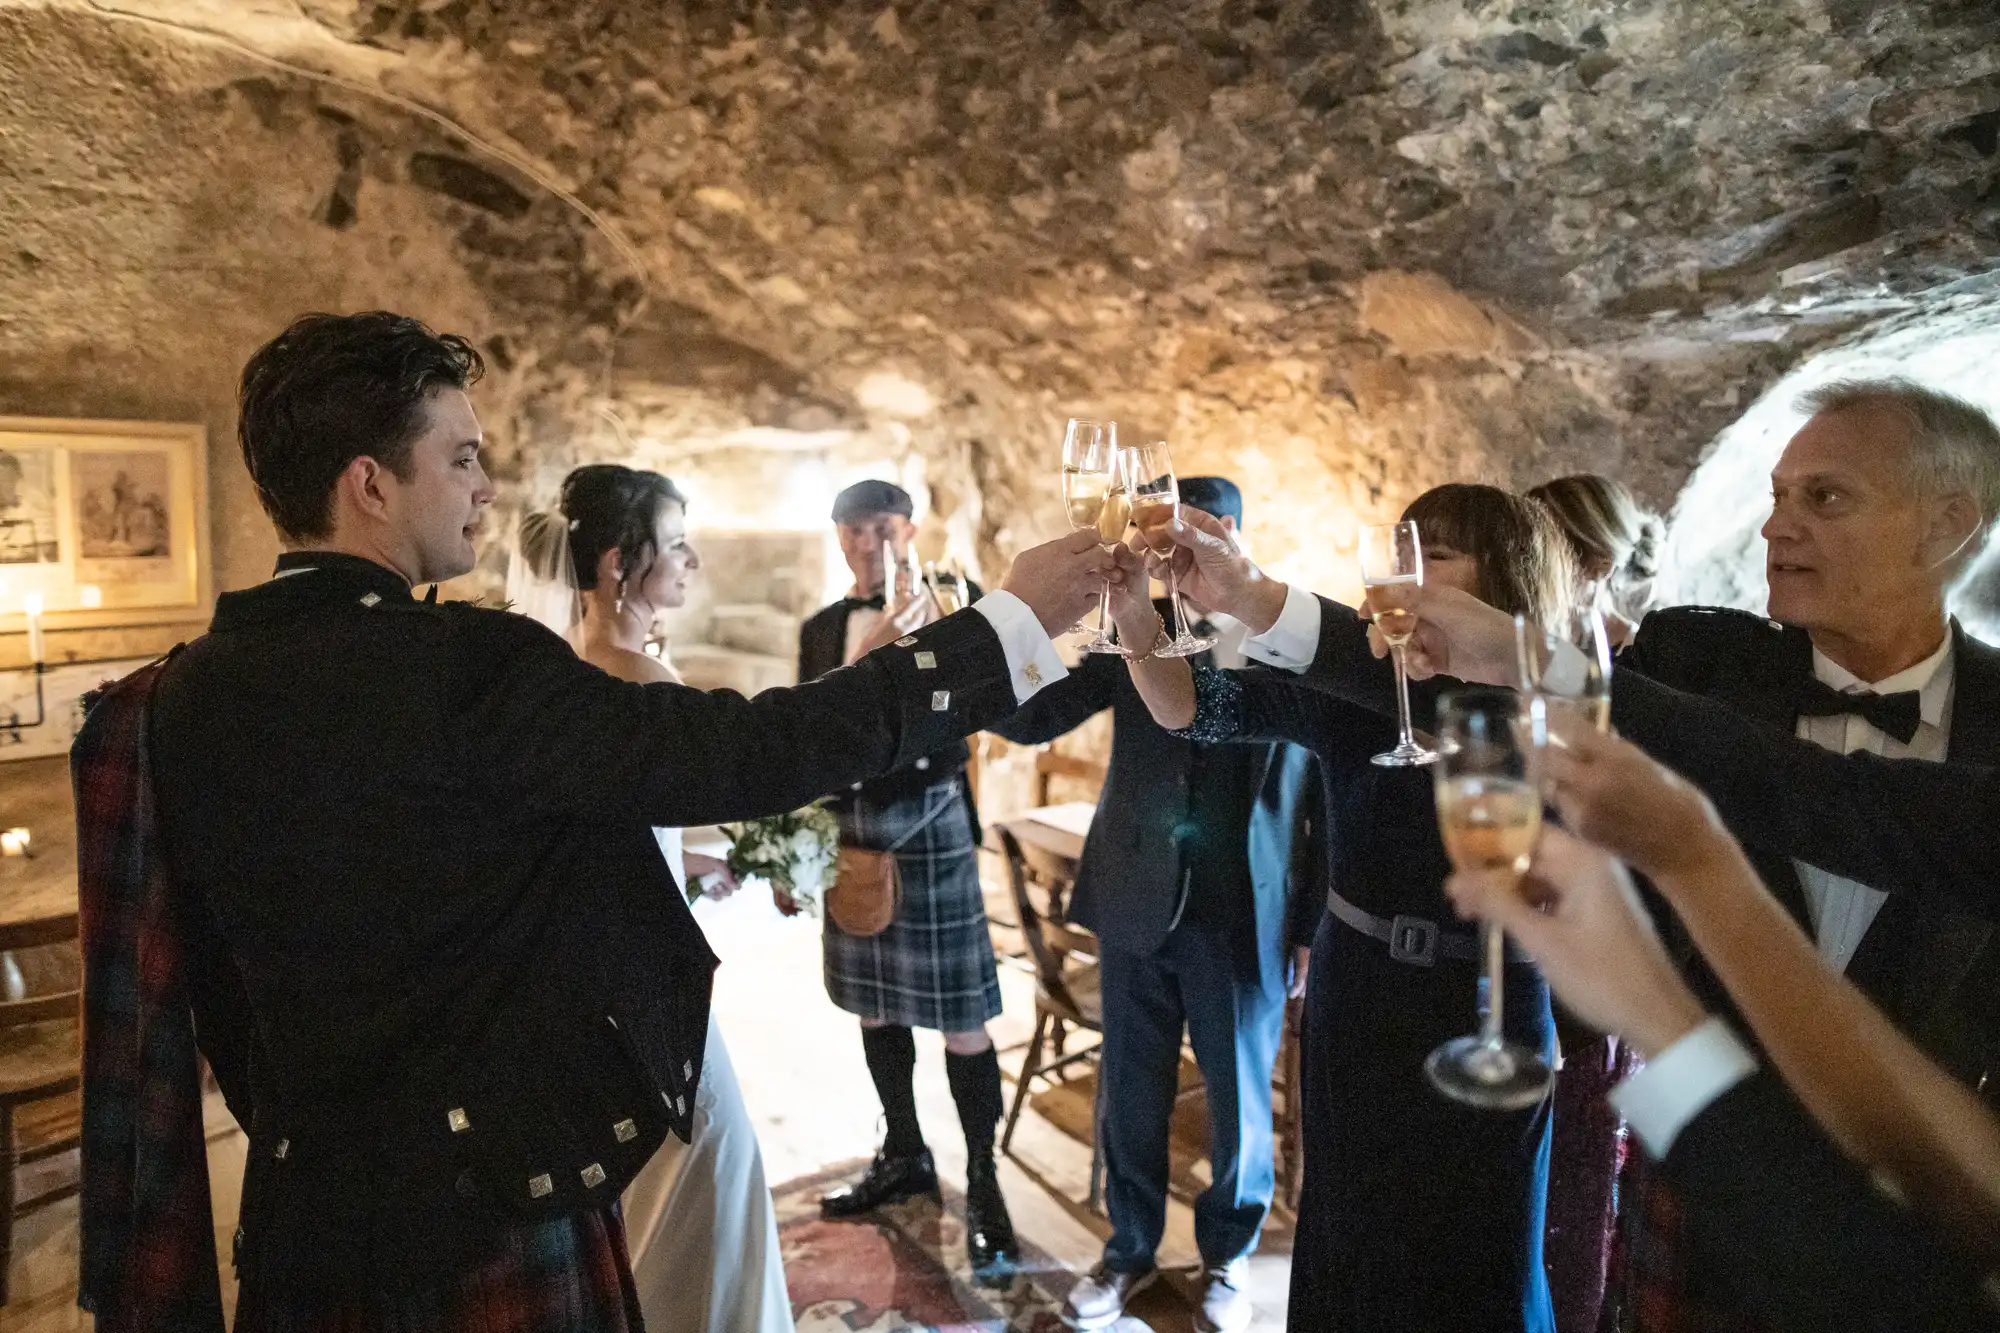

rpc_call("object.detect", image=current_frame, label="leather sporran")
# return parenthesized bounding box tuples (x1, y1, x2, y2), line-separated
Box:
(828, 847, 900, 936)
(827, 785, 960, 937)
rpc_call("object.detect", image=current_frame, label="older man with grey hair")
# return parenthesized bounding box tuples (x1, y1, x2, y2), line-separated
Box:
(1114, 374, 2000, 1325)
(1601, 374, 2000, 1103)
(1491, 376, 2000, 1328)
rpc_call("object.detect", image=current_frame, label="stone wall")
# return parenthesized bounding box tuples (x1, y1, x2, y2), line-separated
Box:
(0, 5, 502, 662)
(1, 0, 1997, 652)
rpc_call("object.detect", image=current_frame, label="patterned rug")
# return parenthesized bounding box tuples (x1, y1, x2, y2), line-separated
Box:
(775, 1159, 1081, 1332)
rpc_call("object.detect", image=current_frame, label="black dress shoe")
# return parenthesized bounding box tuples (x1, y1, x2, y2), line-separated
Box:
(964, 1152, 1017, 1281)
(821, 1147, 939, 1218)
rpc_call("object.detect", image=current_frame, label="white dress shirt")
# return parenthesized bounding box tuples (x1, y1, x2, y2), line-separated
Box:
(1608, 1018, 1761, 1158)
(1615, 635, 1956, 1154)
(1793, 637, 1955, 972)
(842, 604, 883, 666)
(1242, 583, 1323, 672)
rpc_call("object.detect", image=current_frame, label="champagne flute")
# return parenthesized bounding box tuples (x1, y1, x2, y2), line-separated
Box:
(1515, 603, 1613, 737)
(1061, 418, 1128, 652)
(1126, 439, 1216, 659)
(1424, 687, 1556, 1111)
(1359, 521, 1436, 766)
(924, 558, 967, 615)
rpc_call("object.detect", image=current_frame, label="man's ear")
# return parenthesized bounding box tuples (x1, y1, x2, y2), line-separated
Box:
(336, 455, 394, 523)
(1220, 515, 1238, 534)
(1926, 493, 1983, 571)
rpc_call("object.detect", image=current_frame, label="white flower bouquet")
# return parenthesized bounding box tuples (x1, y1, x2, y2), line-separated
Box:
(721, 802, 840, 916)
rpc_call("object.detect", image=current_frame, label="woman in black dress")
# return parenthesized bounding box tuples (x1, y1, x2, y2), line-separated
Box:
(1107, 484, 1573, 1332)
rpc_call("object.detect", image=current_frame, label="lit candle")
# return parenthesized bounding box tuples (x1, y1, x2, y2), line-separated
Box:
(1, 828, 29, 857)
(21, 593, 42, 664)
(79, 585, 102, 609)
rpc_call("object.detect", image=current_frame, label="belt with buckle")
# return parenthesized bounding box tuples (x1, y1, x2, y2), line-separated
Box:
(1326, 888, 1482, 968)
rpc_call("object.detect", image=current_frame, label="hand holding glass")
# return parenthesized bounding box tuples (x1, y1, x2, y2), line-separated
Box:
(1125, 439, 1215, 659)
(1060, 418, 1129, 653)
(1360, 521, 1436, 766)
(1424, 688, 1556, 1111)
(1516, 603, 1613, 737)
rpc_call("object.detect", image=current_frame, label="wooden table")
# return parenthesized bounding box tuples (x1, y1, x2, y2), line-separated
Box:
(989, 800, 1092, 865)
(0, 875, 76, 952)
(0, 756, 77, 951)
(989, 802, 1092, 929)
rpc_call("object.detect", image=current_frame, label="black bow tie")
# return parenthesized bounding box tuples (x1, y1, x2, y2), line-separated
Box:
(1796, 676, 1923, 744)
(845, 593, 886, 612)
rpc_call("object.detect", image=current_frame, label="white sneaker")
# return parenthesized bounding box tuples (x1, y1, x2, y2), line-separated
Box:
(1198, 1257, 1254, 1333)
(1063, 1263, 1157, 1329)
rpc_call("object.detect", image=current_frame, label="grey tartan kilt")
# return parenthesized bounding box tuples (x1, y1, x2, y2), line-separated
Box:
(822, 779, 1003, 1032)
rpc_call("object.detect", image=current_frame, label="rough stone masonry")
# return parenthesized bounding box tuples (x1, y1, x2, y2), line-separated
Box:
(0, 0, 1995, 608)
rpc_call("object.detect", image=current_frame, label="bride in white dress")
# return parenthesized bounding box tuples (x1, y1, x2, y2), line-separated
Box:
(513, 465, 796, 1333)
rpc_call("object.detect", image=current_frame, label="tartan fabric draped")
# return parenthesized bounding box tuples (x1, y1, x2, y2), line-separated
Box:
(72, 653, 228, 1333)
(69, 654, 651, 1333)
(232, 1208, 642, 1333)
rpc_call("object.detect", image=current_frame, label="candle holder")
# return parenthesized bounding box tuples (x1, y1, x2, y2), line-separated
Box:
(0, 661, 46, 746)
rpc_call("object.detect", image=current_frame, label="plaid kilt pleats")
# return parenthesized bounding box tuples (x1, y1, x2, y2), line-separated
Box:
(823, 780, 1002, 1033)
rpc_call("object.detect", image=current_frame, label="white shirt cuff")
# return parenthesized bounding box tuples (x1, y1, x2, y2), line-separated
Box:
(970, 591, 1069, 704)
(1608, 1017, 1760, 1160)
(1241, 583, 1321, 673)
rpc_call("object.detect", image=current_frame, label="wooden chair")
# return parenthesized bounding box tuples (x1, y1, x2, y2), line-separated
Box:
(1032, 750, 1106, 809)
(0, 912, 81, 1304)
(995, 827, 1109, 1208)
(1272, 996, 1305, 1215)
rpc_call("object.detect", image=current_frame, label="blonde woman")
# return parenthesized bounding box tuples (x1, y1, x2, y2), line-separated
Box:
(1526, 474, 1663, 647)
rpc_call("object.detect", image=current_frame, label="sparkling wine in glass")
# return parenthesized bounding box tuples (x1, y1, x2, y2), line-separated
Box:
(1360, 521, 1436, 766)
(1424, 688, 1556, 1111)
(925, 558, 967, 615)
(1125, 439, 1216, 659)
(1061, 418, 1127, 653)
(1516, 603, 1613, 737)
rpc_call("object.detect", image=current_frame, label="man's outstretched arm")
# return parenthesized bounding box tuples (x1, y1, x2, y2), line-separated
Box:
(475, 534, 1127, 830)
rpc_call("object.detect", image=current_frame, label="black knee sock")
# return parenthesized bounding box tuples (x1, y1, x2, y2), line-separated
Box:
(862, 1025, 926, 1157)
(945, 1045, 1005, 1162)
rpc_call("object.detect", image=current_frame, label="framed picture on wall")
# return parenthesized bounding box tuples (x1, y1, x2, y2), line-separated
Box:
(0, 446, 60, 568)
(0, 417, 209, 625)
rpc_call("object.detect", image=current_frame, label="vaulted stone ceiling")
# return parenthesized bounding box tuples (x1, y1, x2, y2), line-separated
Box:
(2, 0, 1995, 596)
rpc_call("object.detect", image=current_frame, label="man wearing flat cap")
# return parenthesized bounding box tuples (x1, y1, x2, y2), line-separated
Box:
(794, 480, 1018, 1280)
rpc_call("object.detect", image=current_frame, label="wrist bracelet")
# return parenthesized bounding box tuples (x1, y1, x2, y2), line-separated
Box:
(1120, 618, 1169, 660)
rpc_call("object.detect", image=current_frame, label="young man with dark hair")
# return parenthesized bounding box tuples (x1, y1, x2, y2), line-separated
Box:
(75, 311, 1116, 1330)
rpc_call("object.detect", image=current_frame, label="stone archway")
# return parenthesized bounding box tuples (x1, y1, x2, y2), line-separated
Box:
(1656, 280, 2000, 643)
